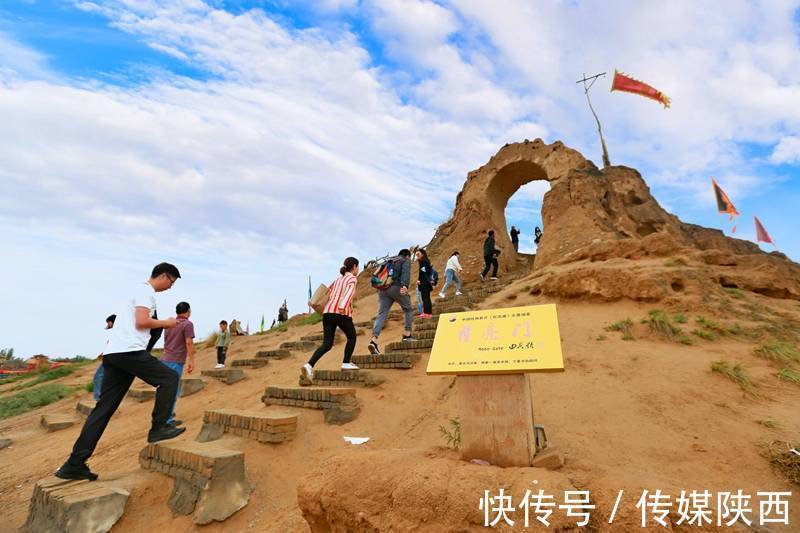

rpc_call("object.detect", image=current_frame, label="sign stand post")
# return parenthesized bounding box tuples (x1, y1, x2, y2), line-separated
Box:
(456, 373, 536, 467)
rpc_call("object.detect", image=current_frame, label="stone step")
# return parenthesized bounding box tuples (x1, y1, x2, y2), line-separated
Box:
(231, 358, 268, 369)
(262, 387, 359, 425)
(299, 369, 386, 388)
(413, 314, 444, 327)
(23, 478, 129, 533)
(279, 340, 317, 351)
(197, 409, 298, 444)
(255, 349, 291, 360)
(300, 328, 365, 342)
(412, 329, 437, 340)
(201, 368, 246, 385)
(127, 387, 155, 402)
(75, 399, 96, 417)
(0, 437, 12, 449)
(139, 440, 251, 525)
(433, 305, 470, 315)
(413, 320, 440, 332)
(350, 353, 417, 369)
(41, 414, 77, 432)
(180, 377, 205, 397)
(354, 320, 373, 328)
(385, 338, 433, 351)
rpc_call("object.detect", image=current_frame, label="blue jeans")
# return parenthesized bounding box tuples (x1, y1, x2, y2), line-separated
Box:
(92, 362, 104, 401)
(416, 287, 423, 314)
(160, 361, 184, 423)
(440, 268, 462, 294)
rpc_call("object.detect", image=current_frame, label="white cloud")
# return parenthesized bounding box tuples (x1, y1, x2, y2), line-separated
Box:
(771, 136, 800, 164)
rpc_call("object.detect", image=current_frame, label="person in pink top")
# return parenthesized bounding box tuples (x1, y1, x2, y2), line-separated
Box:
(302, 257, 359, 381)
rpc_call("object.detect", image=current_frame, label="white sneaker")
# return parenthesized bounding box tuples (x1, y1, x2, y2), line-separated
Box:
(341, 362, 360, 371)
(214, 363, 224, 369)
(490, 277, 498, 281)
(438, 292, 445, 299)
(302, 363, 314, 381)
(455, 290, 463, 296)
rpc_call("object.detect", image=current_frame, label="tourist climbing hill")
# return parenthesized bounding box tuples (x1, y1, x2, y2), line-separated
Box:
(438, 251, 463, 299)
(415, 248, 435, 318)
(510, 225, 521, 252)
(480, 229, 499, 281)
(302, 257, 360, 381)
(369, 249, 415, 355)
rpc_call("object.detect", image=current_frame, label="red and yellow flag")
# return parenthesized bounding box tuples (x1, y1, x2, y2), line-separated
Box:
(611, 70, 671, 108)
(711, 178, 739, 217)
(754, 216, 773, 244)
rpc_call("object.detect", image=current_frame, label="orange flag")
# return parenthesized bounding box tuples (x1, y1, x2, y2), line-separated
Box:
(711, 178, 739, 233)
(611, 70, 671, 108)
(754, 216, 773, 244)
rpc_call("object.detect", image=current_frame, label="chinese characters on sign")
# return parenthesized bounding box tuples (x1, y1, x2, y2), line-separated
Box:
(479, 488, 791, 528)
(426, 304, 564, 375)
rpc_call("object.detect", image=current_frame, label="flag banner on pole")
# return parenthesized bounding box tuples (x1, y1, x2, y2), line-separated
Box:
(260, 314, 265, 333)
(754, 216, 774, 244)
(711, 177, 740, 233)
(308, 276, 313, 314)
(246, 322, 250, 335)
(611, 70, 671, 108)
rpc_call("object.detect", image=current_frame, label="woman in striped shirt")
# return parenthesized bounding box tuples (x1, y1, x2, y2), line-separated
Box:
(302, 257, 360, 381)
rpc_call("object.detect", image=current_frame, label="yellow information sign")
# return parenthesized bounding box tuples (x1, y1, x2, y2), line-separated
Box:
(426, 304, 564, 375)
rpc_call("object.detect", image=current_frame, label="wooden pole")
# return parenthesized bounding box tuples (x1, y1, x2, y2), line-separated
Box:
(577, 72, 611, 168)
(456, 374, 536, 467)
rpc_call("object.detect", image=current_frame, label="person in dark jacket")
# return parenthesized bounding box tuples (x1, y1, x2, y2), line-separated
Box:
(415, 248, 434, 318)
(369, 249, 416, 355)
(510, 226, 521, 252)
(480, 230, 499, 281)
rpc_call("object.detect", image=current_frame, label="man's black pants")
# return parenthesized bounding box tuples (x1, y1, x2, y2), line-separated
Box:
(67, 350, 179, 465)
(481, 255, 499, 278)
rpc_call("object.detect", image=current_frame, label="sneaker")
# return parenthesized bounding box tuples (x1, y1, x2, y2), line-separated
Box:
(147, 426, 186, 443)
(490, 277, 498, 281)
(214, 363, 224, 369)
(368, 340, 381, 355)
(55, 462, 98, 481)
(166, 419, 183, 428)
(341, 362, 360, 371)
(302, 363, 314, 381)
(455, 290, 463, 296)
(480, 274, 485, 281)
(402, 335, 416, 342)
(438, 292, 445, 299)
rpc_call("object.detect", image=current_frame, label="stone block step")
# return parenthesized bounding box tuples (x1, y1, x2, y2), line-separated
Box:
(354, 320, 373, 328)
(262, 387, 359, 425)
(413, 329, 437, 340)
(299, 369, 386, 388)
(280, 340, 317, 351)
(232, 358, 268, 369)
(256, 349, 291, 360)
(139, 440, 251, 525)
(23, 478, 129, 533)
(434, 305, 470, 314)
(197, 409, 298, 444)
(385, 338, 433, 351)
(41, 414, 77, 432)
(201, 368, 246, 385)
(413, 314, 444, 327)
(413, 320, 440, 332)
(127, 387, 155, 402)
(75, 399, 95, 417)
(300, 328, 365, 342)
(180, 377, 205, 397)
(350, 353, 416, 369)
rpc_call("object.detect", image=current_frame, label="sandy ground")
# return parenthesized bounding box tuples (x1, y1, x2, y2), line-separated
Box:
(1, 277, 799, 532)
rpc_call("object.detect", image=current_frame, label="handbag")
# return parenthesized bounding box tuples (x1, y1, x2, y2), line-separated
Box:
(309, 284, 330, 315)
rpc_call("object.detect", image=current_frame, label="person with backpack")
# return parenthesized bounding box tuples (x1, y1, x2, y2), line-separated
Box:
(510, 225, 521, 252)
(302, 257, 360, 381)
(415, 248, 435, 318)
(480, 229, 499, 281)
(438, 251, 463, 299)
(368, 249, 415, 354)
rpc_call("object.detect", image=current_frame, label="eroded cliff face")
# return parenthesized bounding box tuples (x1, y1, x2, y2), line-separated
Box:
(423, 139, 799, 301)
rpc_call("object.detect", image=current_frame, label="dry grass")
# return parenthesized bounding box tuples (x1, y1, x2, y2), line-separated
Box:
(778, 367, 800, 385)
(765, 441, 800, 485)
(754, 342, 800, 366)
(606, 319, 634, 341)
(711, 360, 758, 396)
(646, 310, 692, 344)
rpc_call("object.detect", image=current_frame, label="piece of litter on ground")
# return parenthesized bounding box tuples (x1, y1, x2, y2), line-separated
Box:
(788, 446, 800, 457)
(470, 459, 491, 466)
(343, 436, 370, 445)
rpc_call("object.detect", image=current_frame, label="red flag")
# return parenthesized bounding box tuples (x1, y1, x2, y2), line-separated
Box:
(611, 70, 671, 108)
(754, 216, 773, 244)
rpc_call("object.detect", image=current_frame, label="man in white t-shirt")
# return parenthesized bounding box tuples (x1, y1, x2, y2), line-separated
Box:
(56, 263, 184, 481)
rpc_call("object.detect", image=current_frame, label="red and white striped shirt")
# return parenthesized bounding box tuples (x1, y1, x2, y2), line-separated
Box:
(323, 272, 358, 317)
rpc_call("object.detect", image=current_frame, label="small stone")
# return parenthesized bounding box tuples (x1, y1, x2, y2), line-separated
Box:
(532, 448, 564, 470)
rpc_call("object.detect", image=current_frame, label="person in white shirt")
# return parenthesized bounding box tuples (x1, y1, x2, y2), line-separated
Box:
(438, 251, 464, 298)
(56, 263, 184, 481)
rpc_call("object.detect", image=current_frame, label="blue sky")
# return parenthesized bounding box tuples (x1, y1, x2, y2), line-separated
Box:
(1, 0, 798, 358)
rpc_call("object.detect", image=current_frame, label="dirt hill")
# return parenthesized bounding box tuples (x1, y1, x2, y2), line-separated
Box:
(2, 140, 799, 532)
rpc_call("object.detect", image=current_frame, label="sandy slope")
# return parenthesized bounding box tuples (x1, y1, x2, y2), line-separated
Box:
(1, 276, 799, 532)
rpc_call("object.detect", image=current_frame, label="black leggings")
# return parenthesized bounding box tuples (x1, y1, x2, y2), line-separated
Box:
(308, 313, 357, 367)
(419, 286, 432, 314)
(216, 347, 227, 365)
(481, 255, 498, 278)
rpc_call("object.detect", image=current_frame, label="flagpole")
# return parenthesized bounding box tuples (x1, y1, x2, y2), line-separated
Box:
(577, 72, 610, 168)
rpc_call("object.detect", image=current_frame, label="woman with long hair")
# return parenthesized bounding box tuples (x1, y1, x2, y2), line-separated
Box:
(415, 248, 433, 318)
(302, 257, 360, 381)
